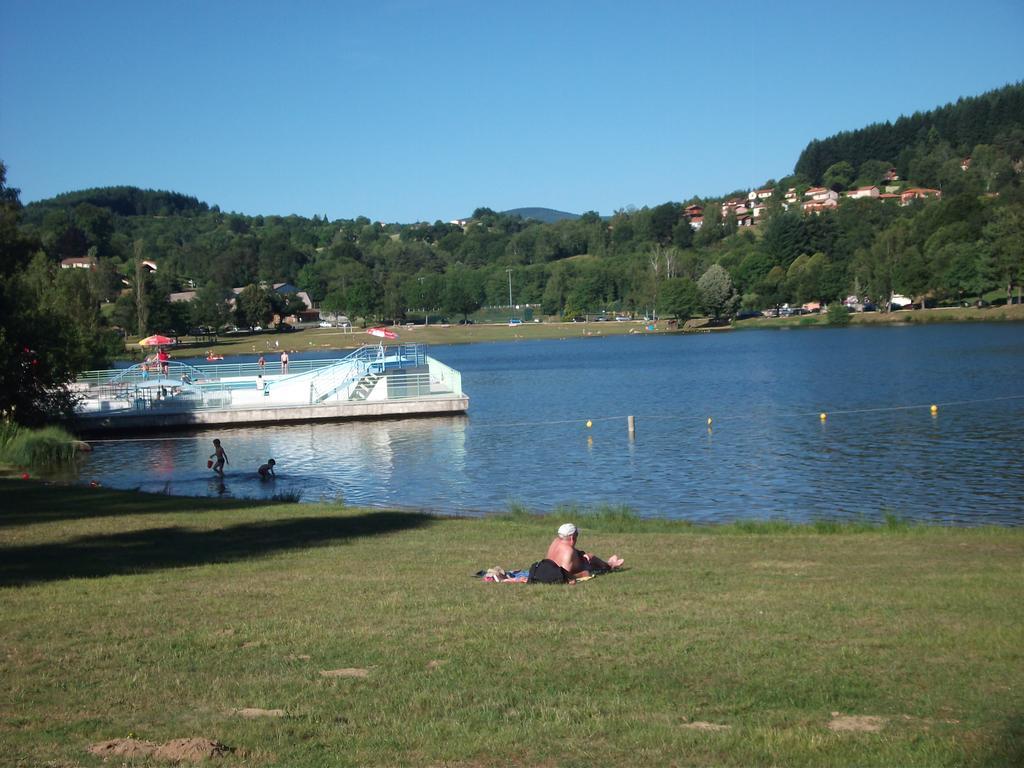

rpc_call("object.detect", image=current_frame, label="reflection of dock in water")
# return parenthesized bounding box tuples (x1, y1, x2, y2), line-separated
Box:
(71, 344, 468, 435)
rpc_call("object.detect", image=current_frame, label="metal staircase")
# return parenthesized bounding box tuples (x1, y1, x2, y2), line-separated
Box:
(347, 372, 381, 401)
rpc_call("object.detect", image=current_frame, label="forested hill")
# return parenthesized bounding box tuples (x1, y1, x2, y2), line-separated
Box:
(501, 207, 580, 223)
(23, 186, 209, 221)
(795, 82, 1024, 186)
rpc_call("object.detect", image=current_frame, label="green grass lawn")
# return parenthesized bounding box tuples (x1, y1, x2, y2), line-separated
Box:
(1, 480, 1022, 766)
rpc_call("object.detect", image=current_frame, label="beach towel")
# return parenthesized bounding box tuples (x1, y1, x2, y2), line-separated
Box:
(475, 566, 602, 584)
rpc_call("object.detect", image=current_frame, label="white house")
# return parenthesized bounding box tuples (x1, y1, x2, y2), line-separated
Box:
(845, 186, 880, 200)
(804, 187, 839, 203)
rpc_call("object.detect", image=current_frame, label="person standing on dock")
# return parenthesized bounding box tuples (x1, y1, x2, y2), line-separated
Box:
(158, 348, 170, 376)
(257, 353, 265, 374)
(280, 350, 289, 374)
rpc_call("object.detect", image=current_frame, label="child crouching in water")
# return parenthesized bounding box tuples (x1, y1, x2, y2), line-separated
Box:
(258, 458, 276, 479)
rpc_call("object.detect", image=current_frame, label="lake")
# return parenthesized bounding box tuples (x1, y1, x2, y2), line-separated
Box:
(78, 323, 1024, 525)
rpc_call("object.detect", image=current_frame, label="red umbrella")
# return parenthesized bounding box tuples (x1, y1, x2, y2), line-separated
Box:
(138, 334, 176, 347)
(366, 327, 398, 340)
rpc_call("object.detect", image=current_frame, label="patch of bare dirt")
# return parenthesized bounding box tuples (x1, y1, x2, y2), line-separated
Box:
(89, 737, 230, 762)
(286, 653, 311, 660)
(241, 641, 262, 649)
(828, 713, 886, 732)
(680, 721, 730, 731)
(88, 738, 158, 758)
(426, 659, 447, 670)
(155, 738, 230, 762)
(234, 707, 286, 718)
(320, 667, 370, 678)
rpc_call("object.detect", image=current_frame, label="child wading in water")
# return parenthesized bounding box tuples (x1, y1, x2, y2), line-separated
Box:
(209, 439, 229, 475)
(258, 458, 276, 479)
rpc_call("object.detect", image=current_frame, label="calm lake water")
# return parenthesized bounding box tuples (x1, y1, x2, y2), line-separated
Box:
(80, 324, 1024, 525)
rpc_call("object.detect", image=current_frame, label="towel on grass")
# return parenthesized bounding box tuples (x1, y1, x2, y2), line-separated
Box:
(475, 566, 602, 583)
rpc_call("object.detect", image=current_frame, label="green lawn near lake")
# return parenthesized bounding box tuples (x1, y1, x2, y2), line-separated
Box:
(1, 480, 1022, 767)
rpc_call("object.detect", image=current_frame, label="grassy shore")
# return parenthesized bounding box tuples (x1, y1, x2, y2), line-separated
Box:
(1, 480, 1021, 766)
(735, 302, 1024, 330)
(125, 304, 1024, 361)
(123, 320, 663, 360)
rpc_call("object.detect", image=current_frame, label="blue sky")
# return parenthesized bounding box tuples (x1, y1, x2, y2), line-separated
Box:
(2, 1, 1022, 223)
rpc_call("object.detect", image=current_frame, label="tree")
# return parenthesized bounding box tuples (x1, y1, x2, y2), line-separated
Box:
(855, 159, 893, 187)
(657, 277, 700, 320)
(189, 283, 231, 329)
(697, 264, 739, 321)
(0, 168, 118, 424)
(443, 264, 483, 321)
(823, 161, 854, 191)
(982, 205, 1024, 305)
(235, 284, 273, 328)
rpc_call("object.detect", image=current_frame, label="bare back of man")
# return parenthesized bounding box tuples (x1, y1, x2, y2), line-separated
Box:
(545, 523, 624, 578)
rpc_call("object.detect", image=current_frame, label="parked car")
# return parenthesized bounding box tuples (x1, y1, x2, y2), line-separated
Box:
(318, 320, 332, 328)
(251, 325, 263, 332)
(275, 322, 295, 332)
(735, 310, 761, 320)
(458, 319, 474, 325)
(508, 318, 523, 326)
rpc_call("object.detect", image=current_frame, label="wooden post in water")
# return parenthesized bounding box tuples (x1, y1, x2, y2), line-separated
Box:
(627, 415, 635, 439)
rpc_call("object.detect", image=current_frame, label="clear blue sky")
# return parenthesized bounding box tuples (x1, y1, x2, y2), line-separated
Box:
(2, 1, 1022, 223)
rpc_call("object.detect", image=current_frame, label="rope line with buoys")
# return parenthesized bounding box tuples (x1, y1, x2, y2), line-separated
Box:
(78, 393, 1024, 443)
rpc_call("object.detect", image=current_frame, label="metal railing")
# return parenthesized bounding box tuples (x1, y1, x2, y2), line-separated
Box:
(74, 344, 452, 416)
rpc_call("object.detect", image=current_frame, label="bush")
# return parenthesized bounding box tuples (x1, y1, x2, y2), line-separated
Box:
(0, 423, 80, 468)
(827, 304, 852, 325)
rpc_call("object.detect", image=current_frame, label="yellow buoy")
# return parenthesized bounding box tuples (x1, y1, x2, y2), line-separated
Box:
(930, 404, 938, 414)
(707, 417, 713, 426)
(819, 412, 827, 421)
(586, 420, 592, 428)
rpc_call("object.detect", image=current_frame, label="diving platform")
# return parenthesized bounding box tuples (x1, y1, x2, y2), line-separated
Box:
(71, 344, 468, 434)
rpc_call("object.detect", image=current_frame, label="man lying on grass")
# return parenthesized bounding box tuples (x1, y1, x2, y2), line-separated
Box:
(533, 523, 624, 583)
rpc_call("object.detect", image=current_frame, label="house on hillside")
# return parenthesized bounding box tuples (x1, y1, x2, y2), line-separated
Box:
(684, 204, 704, 229)
(60, 256, 97, 270)
(883, 168, 900, 182)
(751, 203, 768, 220)
(845, 186, 880, 200)
(747, 188, 774, 202)
(802, 198, 838, 214)
(900, 188, 942, 205)
(804, 187, 839, 203)
(720, 199, 749, 218)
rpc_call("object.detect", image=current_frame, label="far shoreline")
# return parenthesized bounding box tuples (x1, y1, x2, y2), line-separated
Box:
(116, 304, 1024, 362)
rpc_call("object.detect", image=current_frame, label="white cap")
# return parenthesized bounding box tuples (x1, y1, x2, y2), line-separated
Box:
(557, 523, 577, 538)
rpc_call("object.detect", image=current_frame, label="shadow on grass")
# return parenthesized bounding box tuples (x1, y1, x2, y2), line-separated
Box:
(981, 712, 1024, 767)
(0, 510, 433, 586)
(0, 479, 268, 529)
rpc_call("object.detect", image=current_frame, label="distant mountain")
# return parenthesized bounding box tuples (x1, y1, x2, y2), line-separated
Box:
(502, 207, 580, 223)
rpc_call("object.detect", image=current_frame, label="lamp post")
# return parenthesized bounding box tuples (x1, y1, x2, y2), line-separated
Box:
(506, 268, 513, 317)
(418, 276, 428, 326)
